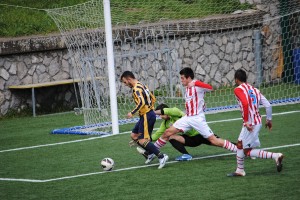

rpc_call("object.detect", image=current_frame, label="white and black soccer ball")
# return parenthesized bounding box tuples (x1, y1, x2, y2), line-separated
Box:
(100, 158, 114, 171)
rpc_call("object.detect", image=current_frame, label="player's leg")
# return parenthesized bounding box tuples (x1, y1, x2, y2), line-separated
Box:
(154, 125, 181, 150)
(130, 121, 150, 159)
(227, 140, 246, 177)
(154, 116, 190, 150)
(169, 134, 192, 161)
(190, 114, 237, 152)
(228, 125, 260, 177)
(171, 134, 204, 161)
(169, 134, 190, 154)
(247, 149, 283, 172)
(201, 134, 220, 145)
(207, 135, 237, 152)
(242, 124, 284, 172)
(139, 110, 168, 168)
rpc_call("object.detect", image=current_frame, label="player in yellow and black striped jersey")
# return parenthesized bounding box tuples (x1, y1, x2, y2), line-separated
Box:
(130, 81, 156, 116)
(120, 71, 168, 169)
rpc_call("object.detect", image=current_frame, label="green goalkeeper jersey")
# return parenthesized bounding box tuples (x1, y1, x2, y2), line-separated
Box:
(151, 107, 199, 141)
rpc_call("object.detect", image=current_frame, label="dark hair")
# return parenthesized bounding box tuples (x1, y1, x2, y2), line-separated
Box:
(120, 71, 135, 81)
(155, 103, 169, 111)
(155, 103, 169, 115)
(179, 67, 194, 79)
(234, 69, 247, 82)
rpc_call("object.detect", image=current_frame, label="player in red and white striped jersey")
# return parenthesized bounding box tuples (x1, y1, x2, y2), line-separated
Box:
(235, 81, 271, 126)
(227, 69, 284, 177)
(184, 77, 212, 116)
(153, 67, 237, 156)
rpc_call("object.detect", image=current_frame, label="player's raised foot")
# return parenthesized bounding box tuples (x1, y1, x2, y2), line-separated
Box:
(227, 171, 246, 177)
(145, 153, 156, 164)
(275, 153, 284, 172)
(175, 154, 192, 161)
(136, 146, 145, 154)
(158, 154, 169, 169)
(136, 147, 148, 159)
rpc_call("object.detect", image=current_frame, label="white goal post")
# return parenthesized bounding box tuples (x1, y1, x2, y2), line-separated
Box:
(103, 0, 119, 135)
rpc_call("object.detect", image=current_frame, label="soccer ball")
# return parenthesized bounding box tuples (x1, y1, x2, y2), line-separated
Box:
(100, 158, 114, 171)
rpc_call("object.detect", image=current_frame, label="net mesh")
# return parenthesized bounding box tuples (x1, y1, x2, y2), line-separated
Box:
(46, 0, 300, 134)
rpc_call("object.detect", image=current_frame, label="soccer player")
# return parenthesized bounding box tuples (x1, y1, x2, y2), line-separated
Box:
(149, 67, 237, 163)
(151, 103, 226, 161)
(120, 71, 168, 169)
(227, 69, 284, 177)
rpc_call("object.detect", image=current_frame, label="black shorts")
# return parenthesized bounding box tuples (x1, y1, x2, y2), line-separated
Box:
(132, 110, 156, 140)
(182, 134, 212, 147)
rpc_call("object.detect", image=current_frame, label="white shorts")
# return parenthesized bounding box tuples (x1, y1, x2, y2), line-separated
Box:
(173, 113, 214, 138)
(238, 124, 262, 149)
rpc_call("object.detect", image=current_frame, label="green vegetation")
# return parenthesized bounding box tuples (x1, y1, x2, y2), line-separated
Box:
(0, 104, 299, 199)
(0, 0, 88, 37)
(0, 0, 253, 37)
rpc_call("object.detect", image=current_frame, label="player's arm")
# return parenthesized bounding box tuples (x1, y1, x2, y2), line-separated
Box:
(150, 91, 156, 108)
(234, 88, 251, 129)
(188, 80, 213, 91)
(163, 107, 185, 118)
(260, 94, 272, 131)
(130, 89, 145, 115)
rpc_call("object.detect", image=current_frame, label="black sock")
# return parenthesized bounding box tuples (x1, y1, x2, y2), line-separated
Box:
(142, 141, 163, 159)
(169, 139, 189, 154)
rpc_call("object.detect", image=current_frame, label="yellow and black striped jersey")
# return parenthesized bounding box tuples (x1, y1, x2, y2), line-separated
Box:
(131, 81, 156, 116)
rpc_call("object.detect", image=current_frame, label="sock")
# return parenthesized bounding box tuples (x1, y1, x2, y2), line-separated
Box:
(249, 149, 275, 159)
(154, 137, 167, 150)
(236, 148, 245, 173)
(137, 143, 149, 157)
(223, 140, 237, 152)
(142, 140, 163, 159)
(169, 139, 189, 154)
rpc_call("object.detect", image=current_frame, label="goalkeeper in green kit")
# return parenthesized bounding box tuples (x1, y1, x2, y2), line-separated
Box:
(136, 103, 221, 161)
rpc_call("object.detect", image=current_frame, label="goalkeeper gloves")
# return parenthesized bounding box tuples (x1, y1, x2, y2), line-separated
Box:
(265, 120, 272, 131)
(129, 140, 138, 147)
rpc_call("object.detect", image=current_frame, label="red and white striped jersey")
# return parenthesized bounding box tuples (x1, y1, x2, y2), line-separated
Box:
(234, 83, 272, 126)
(185, 80, 213, 116)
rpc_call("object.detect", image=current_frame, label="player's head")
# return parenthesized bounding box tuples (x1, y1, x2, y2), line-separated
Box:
(179, 67, 194, 86)
(155, 103, 170, 120)
(155, 103, 169, 112)
(120, 71, 136, 88)
(180, 67, 194, 79)
(234, 69, 247, 84)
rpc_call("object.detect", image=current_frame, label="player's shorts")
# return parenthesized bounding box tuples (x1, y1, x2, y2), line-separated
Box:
(132, 110, 156, 140)
(238, 124, 262, 149)
(182, 134, 211, 147)
(173, 113, 214, 138)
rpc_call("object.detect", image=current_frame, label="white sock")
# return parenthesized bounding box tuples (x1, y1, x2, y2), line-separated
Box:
(223, 140, 237, 152)
(236, 148, 245, 173)
(154, 137, 167, 149)
(249, 149, 275, 159)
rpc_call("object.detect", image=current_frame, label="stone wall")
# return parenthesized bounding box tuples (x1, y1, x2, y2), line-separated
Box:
(0, 44, 79, 116)
(0, 0, 288, 116)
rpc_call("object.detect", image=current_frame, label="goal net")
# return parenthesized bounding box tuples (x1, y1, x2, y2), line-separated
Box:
(47, 0, 300, 135)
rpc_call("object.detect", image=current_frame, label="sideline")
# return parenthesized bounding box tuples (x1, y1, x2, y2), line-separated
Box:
(1, 143, 299, 183)
(1, 110, 299, 153)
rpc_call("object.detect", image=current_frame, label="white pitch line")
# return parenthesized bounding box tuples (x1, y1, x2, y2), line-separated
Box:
(0, 137, 101, 153)
(1, 143, 300, 183)
(0, 178, 43, 183)
(0, 110, 299, 153)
